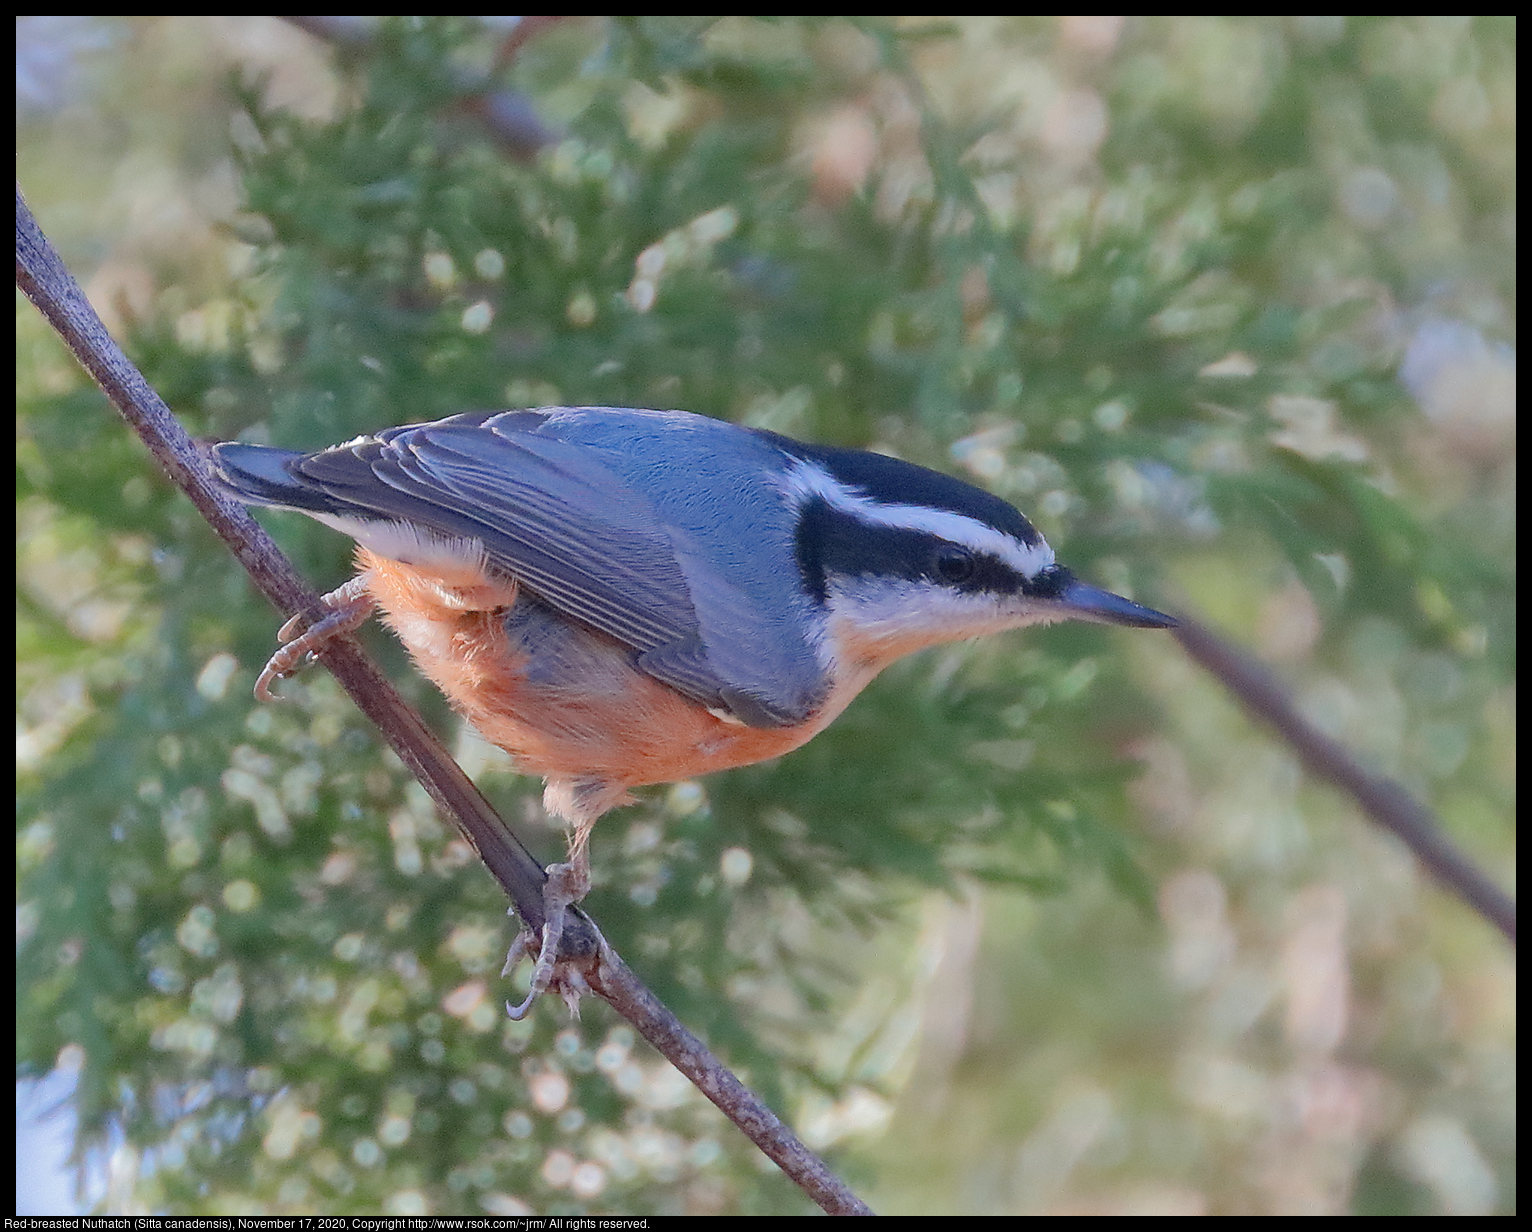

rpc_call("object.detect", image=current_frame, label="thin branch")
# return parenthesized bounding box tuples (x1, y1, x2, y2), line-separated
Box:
(876, 23, 1513, 946)
(1173, 614, 1515, 945)
(17, 186, 873, 1217)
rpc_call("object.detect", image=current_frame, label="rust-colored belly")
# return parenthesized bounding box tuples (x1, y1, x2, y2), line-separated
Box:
(360, 551, 835, 791)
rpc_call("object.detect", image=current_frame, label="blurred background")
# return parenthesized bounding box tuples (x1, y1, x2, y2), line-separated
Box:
(17, 16, 1514, 1216)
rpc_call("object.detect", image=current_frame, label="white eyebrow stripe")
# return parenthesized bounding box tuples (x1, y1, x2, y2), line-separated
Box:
(780, 459, 1056, 579)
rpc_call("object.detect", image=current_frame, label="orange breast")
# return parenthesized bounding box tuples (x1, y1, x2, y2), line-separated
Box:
(357, 550, 852, 792)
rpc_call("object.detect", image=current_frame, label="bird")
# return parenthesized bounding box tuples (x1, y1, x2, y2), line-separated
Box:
(211, 406, 1175, 1012)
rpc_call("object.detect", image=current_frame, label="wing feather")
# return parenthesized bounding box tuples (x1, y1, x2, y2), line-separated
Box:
(230, 410, 827, 726)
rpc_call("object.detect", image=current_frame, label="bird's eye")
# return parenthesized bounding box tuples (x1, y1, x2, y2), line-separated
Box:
(933, 545, 975, 584)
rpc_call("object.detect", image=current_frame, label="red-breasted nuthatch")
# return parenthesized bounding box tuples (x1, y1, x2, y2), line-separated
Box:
(212, 407, 1175, 1011)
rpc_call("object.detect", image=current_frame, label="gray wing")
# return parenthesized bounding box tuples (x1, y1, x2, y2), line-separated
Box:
(221, 410, 827, 727)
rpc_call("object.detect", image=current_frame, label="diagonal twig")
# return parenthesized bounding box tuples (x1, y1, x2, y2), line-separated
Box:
(1173, 614, 1514, 945)
(17, 185, 874, 1217)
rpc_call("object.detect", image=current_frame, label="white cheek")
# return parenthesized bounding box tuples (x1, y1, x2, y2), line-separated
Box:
(827, 577, 1057, 646)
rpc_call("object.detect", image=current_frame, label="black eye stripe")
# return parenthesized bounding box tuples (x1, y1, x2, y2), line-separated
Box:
(795, 499, 1025, 602)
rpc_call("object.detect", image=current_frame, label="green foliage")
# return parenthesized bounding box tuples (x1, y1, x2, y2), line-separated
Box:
(18, 15, 1514, 1216)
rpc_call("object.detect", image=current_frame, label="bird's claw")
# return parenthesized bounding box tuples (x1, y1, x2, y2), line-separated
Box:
(502, 860, 592, 1018)
(256, 576, 377, 701)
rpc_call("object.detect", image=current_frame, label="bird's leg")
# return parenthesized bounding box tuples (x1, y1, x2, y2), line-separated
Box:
(504, 779, 628, 1018)
(256, 574, 377, 701)
(502, 847, 591, 1020)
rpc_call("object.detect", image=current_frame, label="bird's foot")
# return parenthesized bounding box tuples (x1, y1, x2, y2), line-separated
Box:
(503, 859, 592, 1018)
(256, 575, 376, 700)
